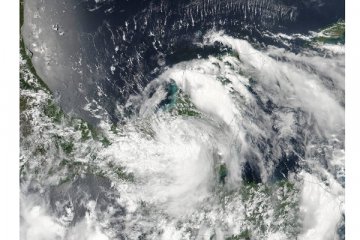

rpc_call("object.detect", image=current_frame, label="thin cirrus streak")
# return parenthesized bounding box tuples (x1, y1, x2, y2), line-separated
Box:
(20, 27, 344, 239)
(21, 0, 344, 124)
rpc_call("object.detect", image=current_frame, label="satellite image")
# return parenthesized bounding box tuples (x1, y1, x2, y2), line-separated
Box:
(20, 0, 345, 239)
